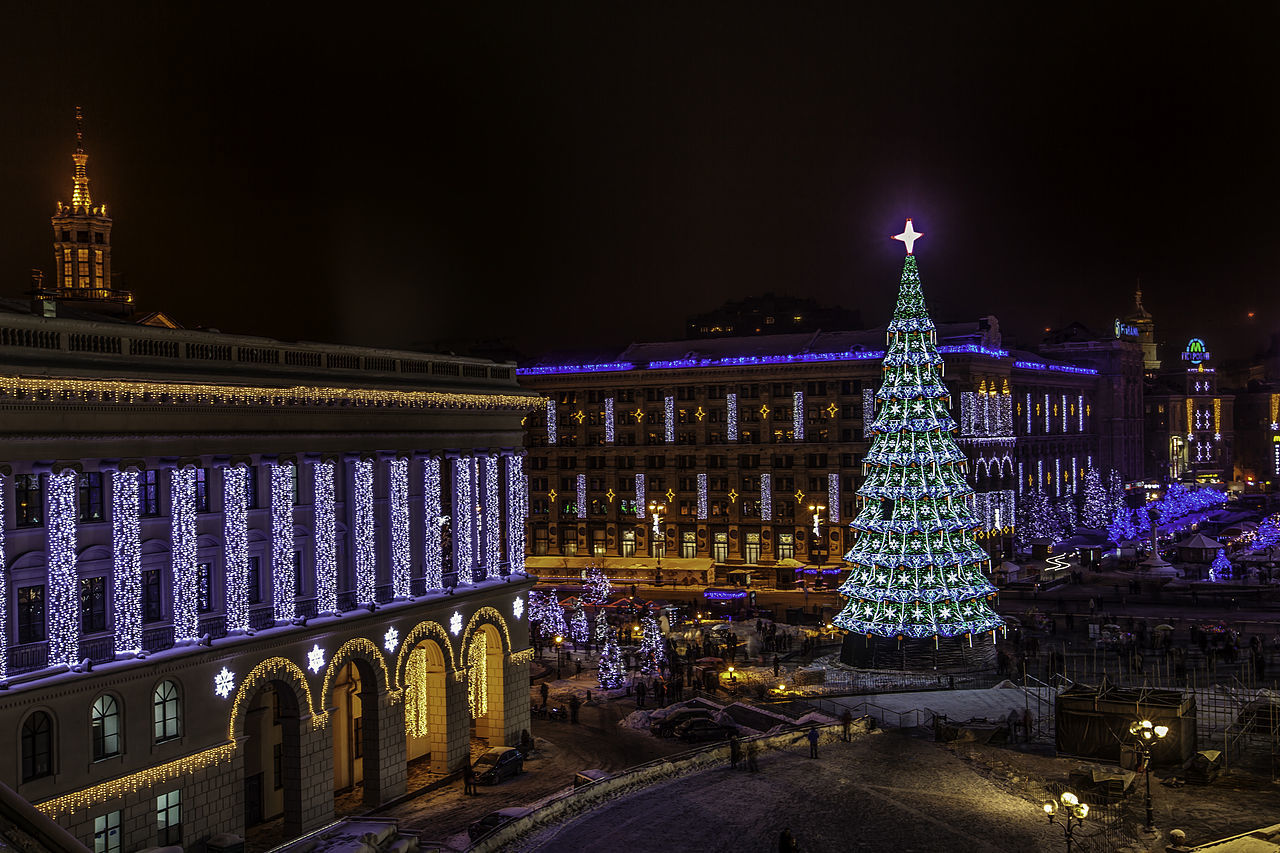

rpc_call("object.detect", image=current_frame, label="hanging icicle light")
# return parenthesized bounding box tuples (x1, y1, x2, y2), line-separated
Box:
(47, 470, 80, 667)
(171, 467, 199, 645)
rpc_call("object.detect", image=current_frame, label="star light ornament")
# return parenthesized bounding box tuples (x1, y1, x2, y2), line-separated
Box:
(384, 626, 399, 653)
(450, 611, 463, 636)
(892, 218, 923, 254)
(513, 596, 525, 620)
(214, 667, 236, 699)
(307, 644, 326, 674)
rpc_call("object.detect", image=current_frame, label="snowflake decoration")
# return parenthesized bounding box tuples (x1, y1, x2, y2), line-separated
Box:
(384, 626, 399, 653)
(214, 667, 236, 699)
(307, 644, 326, 674)
(513, 596, 525, 620)
(450, 610, 463, 635)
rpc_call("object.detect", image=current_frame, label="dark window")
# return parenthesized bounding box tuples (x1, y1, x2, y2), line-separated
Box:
(245, 467, 259, 509)
(91, 694, 120, 760)
(197, 563, 213, 612)
(194, 469, 210, 512)
(15, 474, 42, 527)
(78, 473, 104, 522)
(21, 712, 52, 781)
(94, 232, 104, 245)
(17, 585, 45, 644)
(153, 680, 181, 742)
(80, 576, 107, 633)
(143, 570, 163, 622)
(156, 790, 181, 846)
(247, 556, 262, 605)
(353, 716, 363, 758)
(293, 551, 304, 597)
(273, 743, 283, 789)
(139, 470, 160, 516)
(61, 230, 70, 241)
(290, 464, 301, 505)
(76, 231, 90, 242)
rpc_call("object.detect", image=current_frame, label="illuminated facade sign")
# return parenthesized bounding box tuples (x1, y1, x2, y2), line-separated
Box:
(1114, 319, 1139, 339)
(1181, 338, 1211, 364)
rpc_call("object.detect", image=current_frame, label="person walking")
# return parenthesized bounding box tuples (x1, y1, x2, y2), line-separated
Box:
(462, 761, 476, 795)
(773, 655, 781, 678)
(840, 709, 853, 742)
(568, 694, 581, 724)
(746, 738, 760, 773)
(635, 679, 647, 708)
(807, 726, 820, 759)
(729, 733, 742, 770)
(539, 681, 549, 709)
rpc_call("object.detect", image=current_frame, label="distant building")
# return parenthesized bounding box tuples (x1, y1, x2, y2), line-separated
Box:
(685, 294, 860, 339)
(1144, 337, 1234, 482)
(517, 314, 1138, 586)
(1124, 288, 1162, 376)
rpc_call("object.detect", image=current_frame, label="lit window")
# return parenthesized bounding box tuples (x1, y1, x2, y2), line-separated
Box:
(153, 681, 181, 742)
(91, 695, 120, 761)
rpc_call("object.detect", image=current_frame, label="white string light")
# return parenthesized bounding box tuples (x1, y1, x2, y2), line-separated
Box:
(484, 454, 500, 578)
(389, 458, 411, 599)
(634, 473, 645, 519)
(47, 470, 80, 668)
(727, 392, 738, 441)
(546, 399, 558, 445)
(576, 473, 587, 520)
(793, 390, 805, 440)
(423, 456, 443, 589)
(270, 463, 297, 623)
(505, 454, 526, 575)
(171, 467, 199, 645)
(353, 459, 376, 605)
(604, 398, 616, 444)
(0, 475, 5, 678)
(828, 472, 840, 523)
(664, 396, 675, 443)
(223, 466, 250, 634)
(760, 473, 772, 521)
(111, 470, 142, 657)
(313, 461, 338, 614)
(454, 456, 474, 584)
(697, 473, 708, 519)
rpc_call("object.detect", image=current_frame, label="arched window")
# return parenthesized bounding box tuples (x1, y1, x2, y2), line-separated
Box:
(153, 680, 181, 742)
(91, 695, 120, 760)
(21, 712, 52, 781)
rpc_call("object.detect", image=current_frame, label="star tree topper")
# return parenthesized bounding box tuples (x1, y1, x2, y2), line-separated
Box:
(892, 218, 923, 254)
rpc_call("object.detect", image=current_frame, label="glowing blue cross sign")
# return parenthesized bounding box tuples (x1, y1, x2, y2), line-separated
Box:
(892, 218, 923, 254)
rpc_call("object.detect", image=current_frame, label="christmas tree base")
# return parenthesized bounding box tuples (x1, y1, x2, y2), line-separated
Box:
(840, 632, 996, 673)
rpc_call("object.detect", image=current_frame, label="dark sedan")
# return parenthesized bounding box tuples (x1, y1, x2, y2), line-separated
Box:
(674, 718, 738, 743)
(474, 746, 523, 784)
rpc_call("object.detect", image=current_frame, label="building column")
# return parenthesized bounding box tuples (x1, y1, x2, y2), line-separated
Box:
(504, 452, 526, 575)
(170, 464, 200, 645)
(363, 687, 407, 805)
(311, 458, 338, 615)
(44, 466, 80, 669)
(481, 453, 500, 580)
(387, 456, 411, 600)
(421, 454, 443, 590)
(107, 465, 143, 657)
(221, 462, 251, 634)
(268, 458, 297, 624)
(352, 456, 376, 606)
(452, 455, 475, 585)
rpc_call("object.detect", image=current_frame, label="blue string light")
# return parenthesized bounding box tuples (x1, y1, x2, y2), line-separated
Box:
(423, 456, 443, 590)
(389, 458, 411, 599)
(353, 459, 376, 605)
(171, 467, 200, 645)
(47, 470, 80, 667)
(223, 465, 250, 634)
(111, 470, 142, 657)
(270, 463, 296, 623)
(313, 461, 338, 614)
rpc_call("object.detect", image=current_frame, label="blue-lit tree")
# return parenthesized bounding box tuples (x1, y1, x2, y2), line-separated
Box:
(833, 227, 1001, 641)
(1079, 467, 1110, 529)
(1209, 548, 1231, 583)
(597, 633, 625, 689)
(583, 566, 612, 605)
(569, 602, 589, 645)
(1016, 487, 1061, 548)
(638, 614, 667, 675)
(1108, 506, 1137, 543)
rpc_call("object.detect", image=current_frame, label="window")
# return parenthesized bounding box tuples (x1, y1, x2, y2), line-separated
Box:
(194, 469, 210, 512)
(80, 576, 107, 633)
(17, 585, 45, 644)
(143, 569, 163, 622)
(21, 712, 52, 781)
(91, 695, 121, 761)
(153, 680, 181, 742)
(293, 551, 304, 597)
(78, 473, 104, 522)
(248, 556, 262, 604)
(94, 811, 121, 853)
(197, 563, 213, 612)
(245, 467, 259, 509)
(156, 790, 181, 846)
(139, 470, 160, 516)
(15, 473, 42, 527)
(290, 464, 301, 505)
(353, 716, 364, 758)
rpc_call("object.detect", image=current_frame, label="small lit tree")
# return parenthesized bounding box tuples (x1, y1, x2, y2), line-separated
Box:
(597, 633, 624, 689)
(569, 602, 589, 645)
(584, 566, 612, 605)
(638, 614, 666, 676)
(1079, 467, 1109, 529)
(1108, 506, 1137, 544)
(1210, 548, 1231, 583)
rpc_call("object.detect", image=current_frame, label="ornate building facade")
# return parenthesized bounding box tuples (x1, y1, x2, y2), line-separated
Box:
(0, 113, 538, 851)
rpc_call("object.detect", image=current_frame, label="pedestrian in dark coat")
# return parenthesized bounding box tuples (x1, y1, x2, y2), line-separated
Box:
(539, 681, 549, 708)
(568, 694, 581, 724)
(462, 762, 476, 795)
(773, 655, 781, 678)
(746, 738, 760, 773)
(807, 726, 819, 758)
(635, 680, 647, 708)
(729, 734, 742, 770)
(840, 709, 853, 741)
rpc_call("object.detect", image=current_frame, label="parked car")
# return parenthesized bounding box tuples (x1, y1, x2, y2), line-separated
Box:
(468, 807, 533, 841)
(474, 746, 523, 784)
(674, 718, 737, 743)
(649, 708, 714, 737)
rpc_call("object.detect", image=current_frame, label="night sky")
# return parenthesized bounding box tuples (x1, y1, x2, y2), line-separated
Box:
(3, 4, 1277, 364)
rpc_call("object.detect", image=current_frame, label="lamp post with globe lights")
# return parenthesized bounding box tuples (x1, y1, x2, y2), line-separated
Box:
(1043, 790, 1088, 853)
(1131, 719, 1170, 832)
(648, 501, 666, 582)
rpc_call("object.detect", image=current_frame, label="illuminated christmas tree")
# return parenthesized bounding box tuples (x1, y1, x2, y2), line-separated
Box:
(833, 221, 1002, 647)
(569, 603, 589, 645)
(597, 633, 624, 689)
(594, 607, 610, 645)
(1108, 505, 1137, 543)
(1209, 548, 1231, 582)
(1079, 467, 1110, 529)
(584, 566, 612, 605)
(638, 614, 667, 675)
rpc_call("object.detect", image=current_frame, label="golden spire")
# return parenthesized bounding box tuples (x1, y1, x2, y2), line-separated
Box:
(71, 106, 92, 209)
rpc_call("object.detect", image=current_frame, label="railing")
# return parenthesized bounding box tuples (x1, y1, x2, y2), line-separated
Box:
(297, 598, 318, 619)
(198, 614, 228, 641)
(142, 625, 174, 654)
(82, 635, 115, 665)
(7, 641, 49, 675)
(249, 605, 276, 631)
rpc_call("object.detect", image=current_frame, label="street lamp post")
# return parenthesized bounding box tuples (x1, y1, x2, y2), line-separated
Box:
(1130, 719, 1170, 832)
(1043, 790, 1089, 853)
(808, 503, 826, 589)
(648, 501, 666, 581)
(553, 634, 564, 678)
